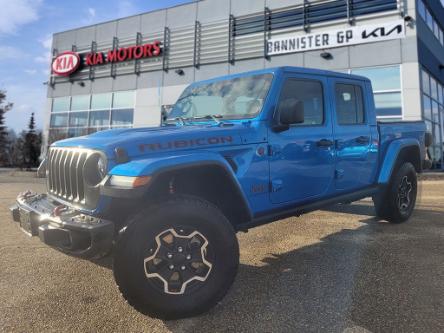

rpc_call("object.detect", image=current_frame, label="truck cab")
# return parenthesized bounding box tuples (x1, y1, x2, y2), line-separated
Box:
(11, 67, 430, 319)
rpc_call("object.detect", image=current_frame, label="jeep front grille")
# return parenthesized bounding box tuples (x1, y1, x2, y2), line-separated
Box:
(47, 147, 89, 204)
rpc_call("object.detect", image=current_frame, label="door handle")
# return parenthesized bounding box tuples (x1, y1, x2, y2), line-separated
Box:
(316, 139, 334, 147)
(355, 136, 370, 144)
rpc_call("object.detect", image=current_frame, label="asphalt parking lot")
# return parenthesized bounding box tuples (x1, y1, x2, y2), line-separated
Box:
(1, 172, 443, 332)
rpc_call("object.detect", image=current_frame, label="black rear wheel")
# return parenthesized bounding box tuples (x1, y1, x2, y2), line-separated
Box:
(373, 162, 417, 223)
(113, 195, 239, 319)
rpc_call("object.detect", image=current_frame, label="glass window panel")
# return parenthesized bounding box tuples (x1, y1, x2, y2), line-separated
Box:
(111, 109, 134, 126)
(88, 127, 110, 134)
(113, 91, 134, 109)
(374, 92, 402, 117)
(441, 104, 444, 128)
(430, 146, 441, 162)
(438, 83, 444, 104)
(418, 0, 426, 19)
(48, 129, 68, 145)
(432, 101, 439, 123)
(352, 66, 400, 91)
(69, 112, 88, 127)
(91, 93, 112, 110)
(67, 128, 88, 138)
(433, 21, 440, 39)
(424, 119, 432, 133)
(433, 123, 442, 145)
(426, 9, 434, 30)
(71, 95, 90, 111)
(277, 79, 324, 126)
(89, 110, 110, 126)
(423, 94, 432, 120)
(430, 77, 438, 100)
(422, 69, 430, 95)
(50, 113, 68, 127)
(335, 84, 365, 124)
(52, 97, 70, 113)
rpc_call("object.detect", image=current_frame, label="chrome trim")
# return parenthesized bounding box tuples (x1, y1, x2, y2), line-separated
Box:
(47, 147, 105, 209)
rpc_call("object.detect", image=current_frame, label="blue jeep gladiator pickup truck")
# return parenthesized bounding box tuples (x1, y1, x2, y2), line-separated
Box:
(11, 67, 431, 319)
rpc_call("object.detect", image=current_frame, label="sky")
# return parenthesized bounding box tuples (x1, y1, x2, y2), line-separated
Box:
(0, 0, 193, 133)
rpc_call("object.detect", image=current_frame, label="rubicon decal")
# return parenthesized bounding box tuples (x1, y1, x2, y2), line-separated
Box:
(51, 52, 81, 76)
(85, 41, 162, 66)
(139, 136, 233, 152)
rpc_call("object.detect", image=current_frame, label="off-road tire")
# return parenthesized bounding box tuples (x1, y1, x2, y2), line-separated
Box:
(113, 195, 239, 319)
(373, 162, 417, 223)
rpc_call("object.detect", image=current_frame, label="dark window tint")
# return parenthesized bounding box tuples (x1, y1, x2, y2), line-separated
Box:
(277, 79, 324, 126)
(69, 112, 88, 127)
(111, 109, 134, 126)
(89, 110, 110, 126)
(50, 113, 68, 127)
(335, 84, 365, 125)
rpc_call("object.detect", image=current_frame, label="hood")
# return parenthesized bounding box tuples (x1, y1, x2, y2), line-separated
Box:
(52, 122, 267, 160)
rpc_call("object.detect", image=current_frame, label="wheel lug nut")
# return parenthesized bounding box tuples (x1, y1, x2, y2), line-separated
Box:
(169, 264, 174, 270)
(186, 254, 191, 260)
(167, 253, 173, 259)
(181, 265, 186, 271)
(178, 247, 183, 253)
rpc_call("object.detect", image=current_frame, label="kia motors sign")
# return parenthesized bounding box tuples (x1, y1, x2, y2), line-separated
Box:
(85, 41, 162, 66)
(51, 41, 162, 77)
(267, 20, 405, 56)
(51, 51, 80, 76)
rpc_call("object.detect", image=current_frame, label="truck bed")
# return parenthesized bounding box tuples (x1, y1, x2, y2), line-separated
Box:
(377, 121, 427, 164)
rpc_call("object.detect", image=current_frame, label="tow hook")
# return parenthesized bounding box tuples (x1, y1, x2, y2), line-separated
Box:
(19, 190, 33, 199)
(53, 205, 68, 217)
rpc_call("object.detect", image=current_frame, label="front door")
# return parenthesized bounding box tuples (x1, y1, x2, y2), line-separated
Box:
(269, 75, 335, 204)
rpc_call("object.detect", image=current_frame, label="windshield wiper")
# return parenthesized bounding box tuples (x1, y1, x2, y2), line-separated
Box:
(192, 114, 224, 124)
(165, 116, 190, 125)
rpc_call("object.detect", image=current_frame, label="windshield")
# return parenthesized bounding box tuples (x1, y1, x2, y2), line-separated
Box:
(167, 73, 273, 121)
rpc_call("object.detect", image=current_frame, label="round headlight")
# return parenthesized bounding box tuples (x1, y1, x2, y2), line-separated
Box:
(97, 156, 107, 179)
(84, 153, 107, 186)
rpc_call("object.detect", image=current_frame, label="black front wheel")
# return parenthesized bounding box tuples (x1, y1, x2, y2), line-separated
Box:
(113, 195, 239, 319)
(373, 162, 417, 223)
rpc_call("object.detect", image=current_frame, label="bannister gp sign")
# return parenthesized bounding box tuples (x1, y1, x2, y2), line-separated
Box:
(52, 41, 162, 76)
(266, 20, 405, 56)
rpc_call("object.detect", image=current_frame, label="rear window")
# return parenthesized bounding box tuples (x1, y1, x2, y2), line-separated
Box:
(335, 83, 365, 125)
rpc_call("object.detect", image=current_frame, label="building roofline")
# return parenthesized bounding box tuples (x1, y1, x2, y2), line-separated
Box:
(53, 0, 200, 36)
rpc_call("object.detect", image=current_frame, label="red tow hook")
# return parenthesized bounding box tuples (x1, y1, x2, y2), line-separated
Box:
(53, 205, 68, 217)
(20, 190, 33, 199)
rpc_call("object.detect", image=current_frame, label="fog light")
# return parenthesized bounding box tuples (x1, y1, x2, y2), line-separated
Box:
(109, 175, 151, 188)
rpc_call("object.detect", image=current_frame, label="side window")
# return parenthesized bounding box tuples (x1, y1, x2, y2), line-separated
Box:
(335, 83, 365, 125)
(277, 79, 324, 126)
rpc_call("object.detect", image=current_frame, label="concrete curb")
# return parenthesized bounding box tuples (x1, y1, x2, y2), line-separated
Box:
(419, 172, 444, 181)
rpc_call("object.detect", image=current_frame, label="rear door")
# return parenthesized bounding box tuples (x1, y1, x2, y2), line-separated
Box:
(331, 78, 378, 191)
(269, 74, 335, 204)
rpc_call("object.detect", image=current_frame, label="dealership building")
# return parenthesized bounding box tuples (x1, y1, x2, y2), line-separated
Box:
(46, 0, 444, 167)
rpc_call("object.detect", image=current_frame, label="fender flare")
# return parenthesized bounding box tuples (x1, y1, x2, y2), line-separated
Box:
(107, 152, 253, 221)
(377, 138, 421, 185)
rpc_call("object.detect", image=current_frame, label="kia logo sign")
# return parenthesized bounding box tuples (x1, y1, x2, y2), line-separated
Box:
(52, 52, 80, 76)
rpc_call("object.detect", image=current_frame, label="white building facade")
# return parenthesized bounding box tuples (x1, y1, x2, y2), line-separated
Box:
(45, 0, 444, 167)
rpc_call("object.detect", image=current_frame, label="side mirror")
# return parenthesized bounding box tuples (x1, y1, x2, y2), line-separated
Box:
(273, 99, 304, 132)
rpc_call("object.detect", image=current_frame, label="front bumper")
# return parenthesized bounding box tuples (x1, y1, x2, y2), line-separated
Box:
(10, 191, 114, 259)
